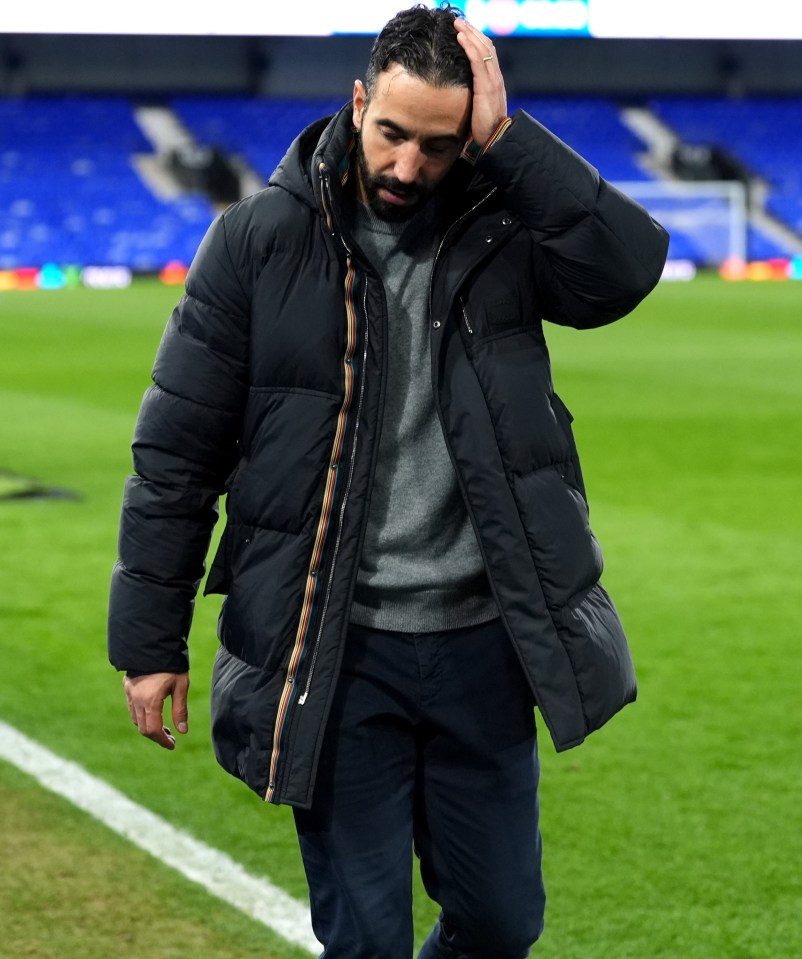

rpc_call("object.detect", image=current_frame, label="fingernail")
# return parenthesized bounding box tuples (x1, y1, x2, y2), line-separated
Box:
(178, 722, 188, 733)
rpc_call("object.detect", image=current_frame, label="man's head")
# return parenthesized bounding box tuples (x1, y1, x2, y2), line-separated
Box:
(352, 4, 473, 221)
(364, 3, 472, 104)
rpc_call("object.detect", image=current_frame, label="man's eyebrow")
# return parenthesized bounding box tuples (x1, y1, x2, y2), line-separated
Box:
(375, 117, 462, 144)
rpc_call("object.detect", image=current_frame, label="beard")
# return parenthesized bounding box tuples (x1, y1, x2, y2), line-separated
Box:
(355, 136, 436, 223)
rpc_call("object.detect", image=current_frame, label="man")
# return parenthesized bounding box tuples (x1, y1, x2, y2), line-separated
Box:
(109, 5, 669, 957)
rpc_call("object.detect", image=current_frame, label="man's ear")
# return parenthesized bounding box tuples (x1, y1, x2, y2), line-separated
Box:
(352, 79, 366, 131)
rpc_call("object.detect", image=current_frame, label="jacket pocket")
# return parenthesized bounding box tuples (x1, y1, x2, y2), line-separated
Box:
(204, 522, 254, 596)
(548, 392, 587, 503)
(210, 644, 285, 798)
(513, 465, 603, 610)
(554, 581, 637, 732)
(459, 294, 536, 345)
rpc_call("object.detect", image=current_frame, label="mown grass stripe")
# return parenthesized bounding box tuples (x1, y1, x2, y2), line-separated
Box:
(0, 719, 319, 955)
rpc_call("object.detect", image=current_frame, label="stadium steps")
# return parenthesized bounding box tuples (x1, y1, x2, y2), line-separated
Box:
(647, 97, 802, 254)
(746, 183, 802, 256)
(134, 105, 197, 155)
(132, 105, 197, 199)
(132, 105, 263, 202)
(620, 105, 802, 258)
(619, 106, 680, 174)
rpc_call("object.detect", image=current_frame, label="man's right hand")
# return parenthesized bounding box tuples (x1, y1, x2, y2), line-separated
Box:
(123, 671, 189, 750)
(454, 16, 508, 149)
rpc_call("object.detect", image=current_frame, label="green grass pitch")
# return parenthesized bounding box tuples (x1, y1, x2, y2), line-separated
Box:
(0, 275, 800, 957)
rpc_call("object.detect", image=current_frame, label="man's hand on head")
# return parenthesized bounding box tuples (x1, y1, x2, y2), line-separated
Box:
(454, 17, 508, 148)
(124, 671, 189, 750)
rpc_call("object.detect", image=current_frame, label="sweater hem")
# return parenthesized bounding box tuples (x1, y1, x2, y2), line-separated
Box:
(348, 595, 499, 633)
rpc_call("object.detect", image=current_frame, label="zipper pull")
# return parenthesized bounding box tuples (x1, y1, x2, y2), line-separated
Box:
(318, 162, 336, 236)
(461, 297, 474, 335)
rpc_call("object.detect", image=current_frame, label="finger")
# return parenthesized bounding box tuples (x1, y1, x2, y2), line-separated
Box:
(454, 18, 495, 60)
(171, 674, 190, 735)
(157, 726, 177, 750)
(454, 19, 504, 92)
(140, 716, 176, 750)
(141, 701, 167, 738)
(142, 726, 177, 750)
(123, 676, 137, 725)
(454, 20, 507, 146)
(454, 16, 492, 44)
(132, 697, 175, 749)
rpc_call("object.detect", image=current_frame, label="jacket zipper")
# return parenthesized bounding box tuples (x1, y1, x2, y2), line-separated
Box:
(267, 180, 497, 800)
(298, 274, 369, 705)
(264, 166, 365, 801)
(460, 297, 474, 335)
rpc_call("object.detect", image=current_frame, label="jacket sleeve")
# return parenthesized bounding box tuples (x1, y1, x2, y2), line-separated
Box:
(108, 210, 250, 674)
(475, 109, 670, 329)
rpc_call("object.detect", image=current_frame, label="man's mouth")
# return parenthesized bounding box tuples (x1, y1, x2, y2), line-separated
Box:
(377, 183, 416, 205)
(380, 190, 408, 206)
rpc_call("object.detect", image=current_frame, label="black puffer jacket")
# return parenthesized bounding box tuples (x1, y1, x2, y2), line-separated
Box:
(109, 104, 669, 807)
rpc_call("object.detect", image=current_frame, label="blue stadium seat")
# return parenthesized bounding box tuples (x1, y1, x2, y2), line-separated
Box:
(510, 97, 653, 183)
(649, 97, 802, 253)
(0, 95, 214, 270)
(171, 96, 346, 181)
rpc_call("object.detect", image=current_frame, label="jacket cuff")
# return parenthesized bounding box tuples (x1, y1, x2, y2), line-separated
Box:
(461, 117, 514, 165)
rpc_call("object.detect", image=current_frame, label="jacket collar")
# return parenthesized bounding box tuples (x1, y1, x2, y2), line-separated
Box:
(269, 102, 493, 235)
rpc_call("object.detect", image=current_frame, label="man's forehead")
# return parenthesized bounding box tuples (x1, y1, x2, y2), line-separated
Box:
(371, 63, 467, 99)
(366, 66, 471, 136)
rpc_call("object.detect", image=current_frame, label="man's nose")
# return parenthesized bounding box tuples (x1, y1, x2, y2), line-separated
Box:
(393, 143, 425, 184)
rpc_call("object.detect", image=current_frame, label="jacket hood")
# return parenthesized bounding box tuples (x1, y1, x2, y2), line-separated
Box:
(267, 102, 356, 220)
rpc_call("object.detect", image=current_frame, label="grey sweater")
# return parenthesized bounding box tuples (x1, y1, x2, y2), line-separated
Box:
(348, 198, 497, 632)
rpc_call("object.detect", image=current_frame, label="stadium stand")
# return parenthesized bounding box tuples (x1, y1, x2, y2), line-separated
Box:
(172, 95, 650, 184)
(172, 94, 793, 263)
(511, 97, 651, 183)
(2, 93, 800, 270)
(0, 95, 214, 270)
(649, 97, 802, 254)
(172, 94, 712, 263)
(171, 95, 346, 185)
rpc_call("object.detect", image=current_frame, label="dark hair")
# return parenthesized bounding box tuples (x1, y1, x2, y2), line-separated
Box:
(365, 3, 472, 102)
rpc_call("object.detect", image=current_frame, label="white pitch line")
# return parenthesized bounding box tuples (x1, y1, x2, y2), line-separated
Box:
(0, 719, 320, 955)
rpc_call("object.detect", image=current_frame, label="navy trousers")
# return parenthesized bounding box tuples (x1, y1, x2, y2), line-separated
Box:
(293, 618, 546, 959)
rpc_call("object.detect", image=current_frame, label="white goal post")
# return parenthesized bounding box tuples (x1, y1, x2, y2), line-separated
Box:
(613, 180, 748, 266)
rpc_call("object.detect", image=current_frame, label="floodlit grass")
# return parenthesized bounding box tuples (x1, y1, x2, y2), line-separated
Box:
(0, 761, 309, 959)
(1, 275, 800, 957)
